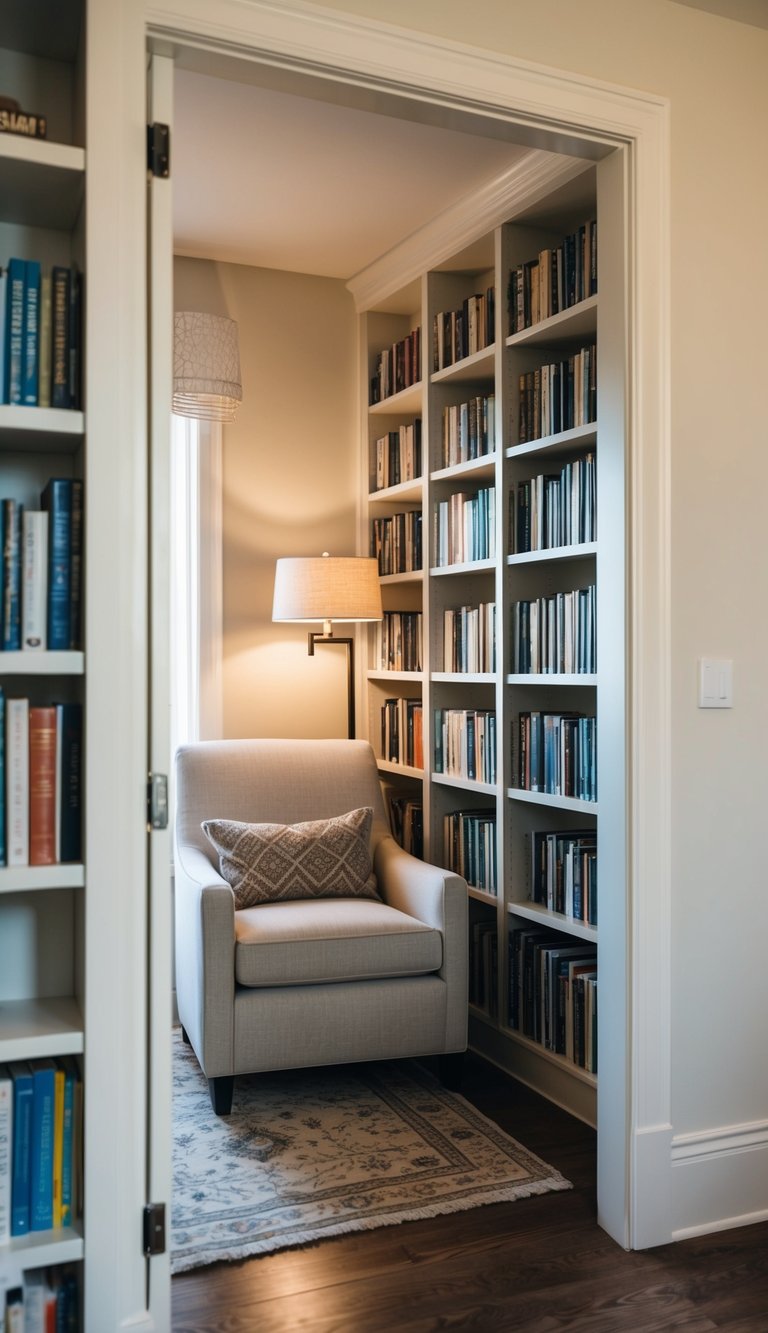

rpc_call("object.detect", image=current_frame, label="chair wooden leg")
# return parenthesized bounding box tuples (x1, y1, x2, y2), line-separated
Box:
(438, 1052, 465, 1092)
(180, 1025, 191, 1046)
(208, 1075, 235, 1116)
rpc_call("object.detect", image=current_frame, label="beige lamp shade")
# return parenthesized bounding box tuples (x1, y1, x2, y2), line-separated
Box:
(272, 556, 383, 624)
(173, 311, 242, 422)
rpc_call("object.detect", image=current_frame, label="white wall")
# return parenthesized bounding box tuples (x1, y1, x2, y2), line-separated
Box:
(174, 256, 358, 740)
(294, 0, 768, 1235)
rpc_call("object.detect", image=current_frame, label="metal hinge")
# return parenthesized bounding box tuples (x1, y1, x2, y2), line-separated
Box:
(147, 122, 170, 178)
(143, 1202, 166, 1256)
(147, 773, 168, 830)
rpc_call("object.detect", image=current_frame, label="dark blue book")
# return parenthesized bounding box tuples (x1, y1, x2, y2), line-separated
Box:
(4, 258, 25, 405)
(2, 499, 23, 650)
(68, 267, 82, 411)
(56, 702, 82, 862)
(8, 1061, 33, 1236)
(0, 687, 5, 864)
(29, 1058, 56, 1230)
(22, 260, 41, 406)
(68, 479, 83, 650)
(50, 267, 70, 409)
(41, 479, 72, 651)
(57, 1056, 77, 1226)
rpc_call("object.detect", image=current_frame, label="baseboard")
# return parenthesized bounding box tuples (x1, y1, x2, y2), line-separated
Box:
(671, 1118, 768, 1240)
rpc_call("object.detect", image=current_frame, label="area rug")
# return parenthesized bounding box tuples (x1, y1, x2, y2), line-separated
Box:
(171, 1029, 571, 1274)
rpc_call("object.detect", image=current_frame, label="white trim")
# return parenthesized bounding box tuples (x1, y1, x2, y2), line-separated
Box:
(143, 0, 673, 1251)
(670, 1120, 768, 1242)
(672, 1209, 768, 1244)
(672, 1119, 768, 1165)
(198, 420, 224, 739)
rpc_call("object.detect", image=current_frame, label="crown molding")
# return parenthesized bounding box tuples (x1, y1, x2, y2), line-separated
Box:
(345, 151, 588, 313)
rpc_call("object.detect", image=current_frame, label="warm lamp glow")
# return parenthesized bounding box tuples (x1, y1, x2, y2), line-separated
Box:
(272, 556, 382, 625)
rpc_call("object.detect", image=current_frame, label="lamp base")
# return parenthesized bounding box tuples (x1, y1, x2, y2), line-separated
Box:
(307, 632, 356, 739)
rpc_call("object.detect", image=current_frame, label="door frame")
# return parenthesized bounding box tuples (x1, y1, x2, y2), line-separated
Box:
(142, 0, 672, 1259)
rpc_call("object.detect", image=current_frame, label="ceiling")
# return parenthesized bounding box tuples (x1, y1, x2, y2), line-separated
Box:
(172, 68, 532, 282)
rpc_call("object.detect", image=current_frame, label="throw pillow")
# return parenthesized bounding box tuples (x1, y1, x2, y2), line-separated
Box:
(201, 806, 379, 909)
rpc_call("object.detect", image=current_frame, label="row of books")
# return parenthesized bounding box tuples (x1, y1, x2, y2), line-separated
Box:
(0, 1056, 83, 1240)
(517, 344, 596, 443)
(515, 710, 597, 802)
(510, 585, 596, 675)
(469, 918, 498, 1018)
(507, 220, 597, 334)
(529, 828, 597, 926)
(387, 794, 423, 859)
(508, 926, 597, 1070)
(432, 287, 495, 371)
(444, 808, 497, 896)
(2, 480, 83, 652)
(373, 421, 422, 492)
(3, 1268, 79, 1333)
(1, 260, 82, 410)
(379, 611, 422, 673)
(443, 602, 496, 674)
(433, 486, 496, 567)
(370, 511, 422, 577)
(440, 394, 495, 469)
(0, 695, 82, 867)
(434, 708, 497, 784)
(512, 453, 596, 553)
(369, 327, 421, 405)
(380, 697, 423, 770)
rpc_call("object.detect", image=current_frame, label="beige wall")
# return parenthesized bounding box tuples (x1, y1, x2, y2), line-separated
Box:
(296, 0, 768, 1156)
(174, 256, 358, 739)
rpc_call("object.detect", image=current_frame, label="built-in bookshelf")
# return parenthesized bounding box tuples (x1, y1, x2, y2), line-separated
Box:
(0, 0, 86, 1316)
(359, 167, 615, 1127)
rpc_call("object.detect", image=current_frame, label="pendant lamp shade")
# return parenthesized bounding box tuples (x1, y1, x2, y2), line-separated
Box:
(173, 311, 242, 422)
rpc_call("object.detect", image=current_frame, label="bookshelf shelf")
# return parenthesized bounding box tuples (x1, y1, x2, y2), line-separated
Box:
(369, 381, 422, 416)
(368, 478, 422, 505)
(0, 137, 85, 232)
(1, 1221, 85, 1272)
(0, 997, 84, 1062)
(0, 405, 85, 452)
(0, 864, 85, 893)
(367, 669, 424, 683)
(379, 570, 424, 586)
(0, 651, 84, 675)
(361, 172, 616, 1130)
(377, 759, 424, 781)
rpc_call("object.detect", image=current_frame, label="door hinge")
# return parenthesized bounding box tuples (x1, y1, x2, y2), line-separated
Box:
(147, 772, 169, 830)
(147, 122, 170, 178)
(143, 1201, 166, 1256)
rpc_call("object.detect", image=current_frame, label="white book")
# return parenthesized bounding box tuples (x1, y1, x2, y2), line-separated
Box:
(6, 698, 29, 866)
(21, 511, 48, 651)
(38, 273, 52, 409)
(0, 1070, 12, 1244)
(22, 1271, 47, 1333)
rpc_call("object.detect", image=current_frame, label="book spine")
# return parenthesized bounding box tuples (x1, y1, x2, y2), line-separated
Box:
(0, 1073, 12, 1243)
(9, 1067, 32, 1236)
(29, 1062, 55, 1231)
(22, 510, 48, 651)
(68, 268, 81, 410)
(6, 697, 29, 866)
(29, 705, 57, 866)
(51, 1067, 65, 1228)
(0, 686, 4, 865)
(4, 258, 25, 404)
(50, 268, 70, 409)
(38, 273, 52, 409)
(56, 703, 82, 863)
(2, 498, 23, 650)
(68, 479, 83, 650)
(42, 478, 72, 651)
(23, 259, 41, 405)
(59, 1062, 74, 1226)
(0, 270, 6, 402)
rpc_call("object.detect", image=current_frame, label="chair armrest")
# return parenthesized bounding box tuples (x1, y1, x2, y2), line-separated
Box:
(374, 835, 468, 1051)
(174, 843, 236, 1078)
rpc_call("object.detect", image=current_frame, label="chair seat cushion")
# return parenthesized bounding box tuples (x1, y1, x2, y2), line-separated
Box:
(234, 898, 442, 987)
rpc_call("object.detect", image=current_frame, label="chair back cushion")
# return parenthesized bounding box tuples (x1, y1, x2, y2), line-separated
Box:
(176, 739, 391, 870)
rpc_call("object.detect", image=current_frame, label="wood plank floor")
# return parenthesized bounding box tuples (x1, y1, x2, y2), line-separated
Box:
(171, 1054, 768, 1331)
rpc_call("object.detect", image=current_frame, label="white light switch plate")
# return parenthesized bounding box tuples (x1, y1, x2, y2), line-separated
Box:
(698, 658, 733, 708)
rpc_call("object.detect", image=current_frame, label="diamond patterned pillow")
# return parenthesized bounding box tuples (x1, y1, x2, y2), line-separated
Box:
(201, 807, 380, 909)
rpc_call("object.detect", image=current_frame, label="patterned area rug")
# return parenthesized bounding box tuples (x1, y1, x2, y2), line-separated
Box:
(171, 1029, 571, 1274)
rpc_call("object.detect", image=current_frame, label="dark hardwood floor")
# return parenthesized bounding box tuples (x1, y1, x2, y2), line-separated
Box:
(171, 1054, 768, 1331)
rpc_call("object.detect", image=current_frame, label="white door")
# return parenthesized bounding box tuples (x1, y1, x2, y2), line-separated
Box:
(146, 50, 175, 1330)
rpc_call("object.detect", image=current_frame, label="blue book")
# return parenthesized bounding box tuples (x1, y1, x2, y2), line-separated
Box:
(3, 258, 25, 405)
(8, 1061, 33, 1236)
(41, 479, 72, 651)
(2, 499, 23, 651)
(0, 270, 6, 402)
(22, 260, 41, 406)
(56, 702, 82, 863)
(29, 1058, 56, 1231)
(0, 687, 5, 865)
(57, 1057, 77, 1226)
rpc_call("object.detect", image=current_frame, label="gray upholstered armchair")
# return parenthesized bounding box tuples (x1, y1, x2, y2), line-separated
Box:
(174, 739, 468, 1114)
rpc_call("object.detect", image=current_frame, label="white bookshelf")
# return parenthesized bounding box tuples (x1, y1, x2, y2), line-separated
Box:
(0, 0, 86, 1289)
(360, 169, 611, 1125)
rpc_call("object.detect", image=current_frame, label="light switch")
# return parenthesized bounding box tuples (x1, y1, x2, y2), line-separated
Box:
(698, 658, 733, 708)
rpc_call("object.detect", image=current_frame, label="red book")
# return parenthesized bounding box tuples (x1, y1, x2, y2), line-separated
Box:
(29, 705, 57, 865)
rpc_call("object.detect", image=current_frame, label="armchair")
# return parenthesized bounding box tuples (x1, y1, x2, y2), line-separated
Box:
(174, 738, 468, 1114)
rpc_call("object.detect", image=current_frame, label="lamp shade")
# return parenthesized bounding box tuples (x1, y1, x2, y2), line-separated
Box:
(173, 311, 242, 422)
(272, 556, 382, 623)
